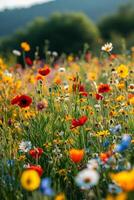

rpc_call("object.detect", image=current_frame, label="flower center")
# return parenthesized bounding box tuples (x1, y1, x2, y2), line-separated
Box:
(84, 177, 91, 183)
(26, 178, 32, 185)
(21, 99, 27, 105)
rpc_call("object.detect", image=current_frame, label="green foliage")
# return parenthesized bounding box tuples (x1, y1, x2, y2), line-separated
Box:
(43, 13, 99, 54)
(0, 13, 99, 56)
(99, 4, 134, 39)
(0, 0, 130, 37)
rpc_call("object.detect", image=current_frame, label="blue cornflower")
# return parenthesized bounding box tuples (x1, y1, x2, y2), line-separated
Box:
(115, 134, 131, 152)
(108, 184, 122, 194)
(103, 140, 110, 147)
(109, 124, 121, 134)
(121, 134, 131, 144)
(7, 159, 14, 167)
(40, 178, 55, 196)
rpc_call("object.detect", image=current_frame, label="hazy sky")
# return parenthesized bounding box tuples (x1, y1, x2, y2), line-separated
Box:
(0, 0, 52, 10)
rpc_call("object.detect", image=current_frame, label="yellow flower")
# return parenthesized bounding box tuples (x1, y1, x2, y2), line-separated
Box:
(17, 155, 26, 161)
(66, 138, 74, 145)
(129, 97, 134, 105)
(65, 115, 72, 121)
(43, 142, 52, 148)
(131, 140, 134, 144)
(70, 63, 80, 72)
(109, 110, 117, 117)
(20, 170, 40, 191)
(88, 72, 97, 81)
(21, 42, 30, 52)
(116, 64, 128, 78)
(58, 169, 67, 176)
(22, 109, 36, 120)
(106, 193, 127, 200)
(67, 55, 74, 62)
(53, 75, 61, 85)
(110, 169, 134, 191)
(0, 57, 3, 65)
(117, 82, 125, 89)
(55, 193, 66, 200)
(116, 95, 125, 102)
(96, 130, 110, 137)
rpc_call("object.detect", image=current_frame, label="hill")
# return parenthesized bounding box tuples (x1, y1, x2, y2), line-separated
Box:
(0, 0, 132, 37)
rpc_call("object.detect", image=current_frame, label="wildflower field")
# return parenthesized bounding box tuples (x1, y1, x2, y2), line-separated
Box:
(0, 42, 134, 200)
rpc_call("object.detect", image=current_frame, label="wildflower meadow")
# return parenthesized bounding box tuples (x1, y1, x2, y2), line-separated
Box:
(0, 42, 134, 200)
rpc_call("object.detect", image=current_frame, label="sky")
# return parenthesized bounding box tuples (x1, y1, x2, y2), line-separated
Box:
(0, 0, 52, 10)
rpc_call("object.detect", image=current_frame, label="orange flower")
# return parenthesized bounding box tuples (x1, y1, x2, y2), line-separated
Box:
(128, 93, 134, 99)
(21, 42, 30, 51)
(100, 151, 113, 163)
(69, 149, 84, 163)
(35, 74, 44, 81)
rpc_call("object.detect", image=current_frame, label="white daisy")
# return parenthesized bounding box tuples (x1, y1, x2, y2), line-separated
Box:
(4, 70, 12, 77)
(75, 168, 99, 189)
(87, 159, 99, 170)
(58, 67, 66, 72)
(52, 51, 58, 57)
(19, 141, 32, 153)
(12, 49, 21, 56)
(101, 43, 113, 52)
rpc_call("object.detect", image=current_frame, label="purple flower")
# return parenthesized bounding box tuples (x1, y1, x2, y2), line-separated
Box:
(37, 102, 45, 111)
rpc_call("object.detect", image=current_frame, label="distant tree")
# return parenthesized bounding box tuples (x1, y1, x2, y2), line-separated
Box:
(0, 17, 46, 56)
(99, 4, 134, 39)
(42, 12, 99, 54)
(0, 13, 99, 57)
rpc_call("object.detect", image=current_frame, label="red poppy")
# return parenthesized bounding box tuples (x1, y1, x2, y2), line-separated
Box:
(29, 148, 43, 159)
(11, 95, 32, 108)
(18, 95, 32, 108)
(38, 65, 51, 76)
(71, 116, 88, 129)
(11, 95, 20, 105)
(98, 84, 111, 93)
(80, 91, 88, 97)
(27, 165, 43, 176)
(25, 57, 33, 66)
(73, 83, 85, 92)
(85, 52, 91, 62)
(95, 93, 103, 100)
(73, 83, 88, 97)
(72, 76, 77, 82)
(109, 54, 117, 61)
